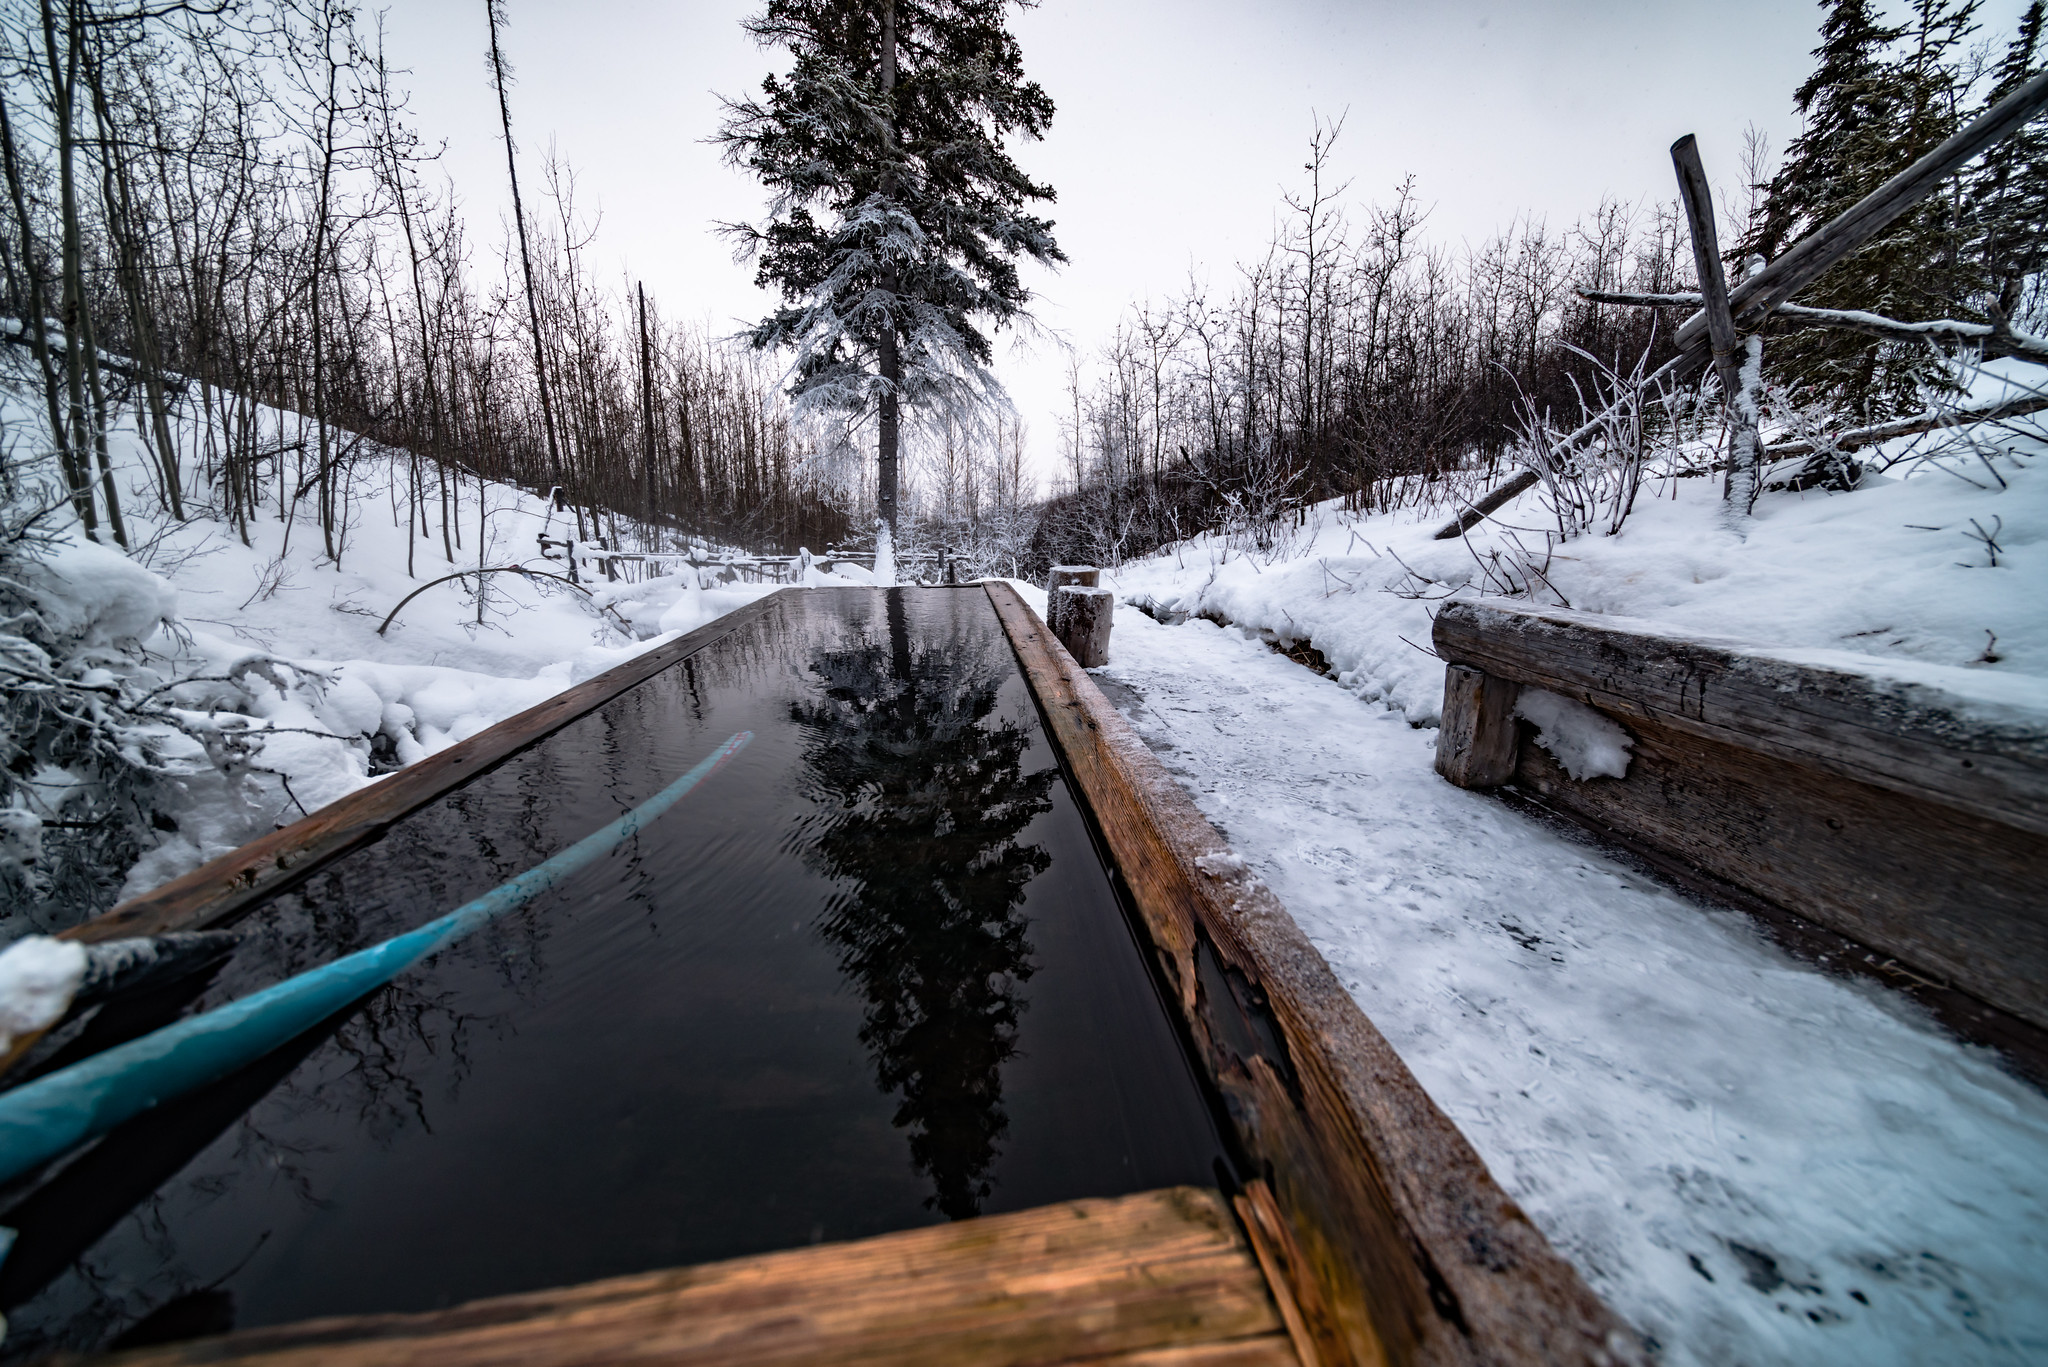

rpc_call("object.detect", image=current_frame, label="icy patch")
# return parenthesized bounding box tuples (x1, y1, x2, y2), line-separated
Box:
(0, 937, 87, 1050)
(1514, 689, 1633, 780)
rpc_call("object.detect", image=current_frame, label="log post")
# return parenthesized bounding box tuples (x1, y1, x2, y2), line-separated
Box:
(1047, 565, 1099, 639)
(1435, 664, 1520, 788)
(1054, 586, 1114, 668)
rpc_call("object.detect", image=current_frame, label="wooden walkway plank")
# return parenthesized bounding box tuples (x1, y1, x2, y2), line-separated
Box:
(72, 1189, 1293, 1367)
(983, 584, 1642, 1367)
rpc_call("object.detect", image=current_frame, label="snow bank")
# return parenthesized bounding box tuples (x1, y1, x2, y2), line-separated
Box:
(0, 937, 86, 1051)
(1113, 400, 2048, 726)
(1, 385, 789, 919)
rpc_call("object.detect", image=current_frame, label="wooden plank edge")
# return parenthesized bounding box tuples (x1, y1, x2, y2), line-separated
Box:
(1433, 597, 2048, 836)
(69, 1187, 1275, 1365)
(64, 591, 802, 944)
(983, 583, 1646, 1367)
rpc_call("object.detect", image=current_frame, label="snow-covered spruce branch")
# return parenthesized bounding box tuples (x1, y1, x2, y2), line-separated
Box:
(1762, 390, 2048, 459)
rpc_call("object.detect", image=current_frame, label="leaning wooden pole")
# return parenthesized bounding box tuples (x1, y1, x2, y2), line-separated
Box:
(1679, 66, 2048, 355)
(1671, 135, 1762, 515)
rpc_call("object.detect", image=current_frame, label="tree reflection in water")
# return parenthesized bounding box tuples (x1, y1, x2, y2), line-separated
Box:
(793, 593, 1055, 1219)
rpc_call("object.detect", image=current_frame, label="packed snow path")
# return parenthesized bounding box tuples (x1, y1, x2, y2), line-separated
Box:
(1091, 602, 2048, 1367)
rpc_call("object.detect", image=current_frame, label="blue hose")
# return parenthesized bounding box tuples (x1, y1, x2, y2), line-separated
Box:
(0, 731, 752, 1189)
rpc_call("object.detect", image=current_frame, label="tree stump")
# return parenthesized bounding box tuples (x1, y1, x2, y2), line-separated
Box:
(1054, 586, 1113, 668)
(1046, 566, 1099, 640)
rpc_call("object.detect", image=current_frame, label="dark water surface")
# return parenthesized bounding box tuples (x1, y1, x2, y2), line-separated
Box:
(1, 588, 1227, 1357)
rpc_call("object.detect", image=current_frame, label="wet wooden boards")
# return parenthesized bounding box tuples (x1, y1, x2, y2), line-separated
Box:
(57, 1188, 1297, 1367)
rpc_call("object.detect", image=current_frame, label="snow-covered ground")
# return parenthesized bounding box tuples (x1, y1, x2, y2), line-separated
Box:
(9, 364, 2048, 1362)
(1, 394, 801, 917)
(1069, 380, 2048, 1365)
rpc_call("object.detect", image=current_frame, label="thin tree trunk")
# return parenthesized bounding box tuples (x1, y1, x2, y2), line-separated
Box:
(486, 0, 570, 527)
(306, 8, 342, 562)
(0, 78, 88, 528)
(876, 0, 900, 535)
(42, 0, 121, 543)
(638, 280, 656, 519)
(83, 39, 183, 520)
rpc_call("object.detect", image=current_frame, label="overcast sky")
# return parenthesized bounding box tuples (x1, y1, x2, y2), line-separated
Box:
(378, 0, 2031, 488)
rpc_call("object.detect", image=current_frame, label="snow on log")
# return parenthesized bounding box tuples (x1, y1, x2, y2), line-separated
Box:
(1046, 565, 1101, 642)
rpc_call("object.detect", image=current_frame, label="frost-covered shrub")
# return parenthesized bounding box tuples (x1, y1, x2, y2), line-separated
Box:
(1, 478, 181, 922)
(0, 464, 297, 931)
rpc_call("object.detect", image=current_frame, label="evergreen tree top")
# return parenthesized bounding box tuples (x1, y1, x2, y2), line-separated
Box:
(716, 0, 1066, 485)
(719, 0, 1063, 363)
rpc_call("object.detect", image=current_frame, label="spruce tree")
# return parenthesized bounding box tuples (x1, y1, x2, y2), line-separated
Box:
(718, 0, 1065, 537)
(1749, 0, 1980, 419)
(1970, 0, 2048, 327)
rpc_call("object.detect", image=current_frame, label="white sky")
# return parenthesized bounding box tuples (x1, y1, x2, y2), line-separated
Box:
(379, 0, 2033, 490)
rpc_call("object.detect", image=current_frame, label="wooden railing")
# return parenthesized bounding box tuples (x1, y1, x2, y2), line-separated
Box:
(1433, 597, 2048, 1060)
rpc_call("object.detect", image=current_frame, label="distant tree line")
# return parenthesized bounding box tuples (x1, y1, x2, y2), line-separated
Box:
(0, 0, 852, 569)
(1037, 0, 2047, 571)
(1033, 121, 1698, 570)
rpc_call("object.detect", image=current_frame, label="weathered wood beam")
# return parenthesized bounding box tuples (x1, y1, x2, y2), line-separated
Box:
(1582, 286, 2048, 364)
(1434, 665, 1520, 788)
(1429, 469, 1539, 540)
(1575, 289, 1703, 308)
(81, 1187, 1297, 1367)
(1431, 598, 2048, 837)
(1770, 303, 2048, 362)
(1673, 135, 1767, 510)
(1433, 596, 2048, 1041)
(987, 581, 1643, 1367)
(1671, 136, 1745, 404)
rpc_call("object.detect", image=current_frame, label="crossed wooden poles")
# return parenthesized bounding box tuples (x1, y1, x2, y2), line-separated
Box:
(1435, 66, 2048, 540)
